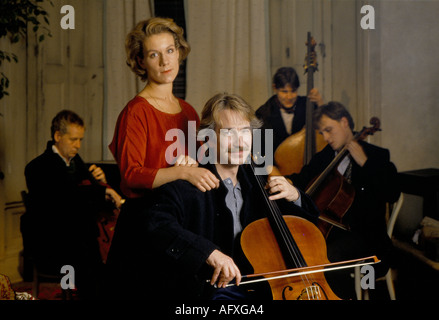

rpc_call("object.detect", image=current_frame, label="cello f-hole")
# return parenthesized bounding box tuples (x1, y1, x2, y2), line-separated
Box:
(282, 286, 293, 300)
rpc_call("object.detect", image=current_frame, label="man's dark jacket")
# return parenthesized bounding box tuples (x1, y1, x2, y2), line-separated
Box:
(105, 163, 319, 300)
(22, 141, 106, 273)
(289, 141, 401, 275)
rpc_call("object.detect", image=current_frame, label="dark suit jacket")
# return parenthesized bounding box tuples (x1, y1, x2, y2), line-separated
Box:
(255, 95, 310, 152)
(105, 163, 320, 300)
(22, 141, 106, 272)
(290, 141, 400, 271)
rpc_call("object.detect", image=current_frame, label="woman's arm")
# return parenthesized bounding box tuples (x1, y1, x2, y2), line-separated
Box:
(153, 165, 220, 192)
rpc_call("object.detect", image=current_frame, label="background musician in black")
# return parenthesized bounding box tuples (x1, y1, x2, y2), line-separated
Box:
(256, 67, 324, 152)
(289, 101, 400, 299)
(22, 110, 123, 299)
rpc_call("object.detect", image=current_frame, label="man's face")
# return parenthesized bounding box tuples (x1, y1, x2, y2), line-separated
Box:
(273, 84, 298, 108)
(318, 115, 352, 151)
(216, 109, 252, 166)
(54, 124, 85, 161)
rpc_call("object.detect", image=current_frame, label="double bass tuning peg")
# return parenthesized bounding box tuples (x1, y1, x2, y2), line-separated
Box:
(304, 33, 318, 73)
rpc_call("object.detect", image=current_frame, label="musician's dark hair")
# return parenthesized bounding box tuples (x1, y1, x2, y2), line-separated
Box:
(313, 101, 355, 130)
(272, 67, 300, 91)
(51, 110, 84, 140)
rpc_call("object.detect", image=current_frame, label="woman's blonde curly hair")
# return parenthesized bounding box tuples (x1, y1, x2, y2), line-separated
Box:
(125, 17, 191, 82)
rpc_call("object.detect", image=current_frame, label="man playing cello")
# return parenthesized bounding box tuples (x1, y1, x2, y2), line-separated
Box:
(289, 101, 401, 299)
(104, 93, 319, 300)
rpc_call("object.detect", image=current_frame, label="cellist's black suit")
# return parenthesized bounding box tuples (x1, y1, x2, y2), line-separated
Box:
(289, 141, 400, 299)
(105, 163, 319, 300)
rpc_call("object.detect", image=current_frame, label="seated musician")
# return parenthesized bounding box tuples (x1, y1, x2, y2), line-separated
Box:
(289, 102, 401, 299)
(104, 93, 319, 300)
(22, 110, 123, 299)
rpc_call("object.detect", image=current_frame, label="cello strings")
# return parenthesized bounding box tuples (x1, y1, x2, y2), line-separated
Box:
(249, 163, 316, 296)
(250, 162, 306, 268)
(251, 164, 316, 297)
(266, 180, 317, 294)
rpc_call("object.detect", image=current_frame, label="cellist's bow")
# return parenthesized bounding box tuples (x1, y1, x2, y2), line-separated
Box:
(207, 256, 380, 288)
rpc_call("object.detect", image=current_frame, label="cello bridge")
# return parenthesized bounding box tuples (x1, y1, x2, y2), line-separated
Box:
(298, 285, 321, 300)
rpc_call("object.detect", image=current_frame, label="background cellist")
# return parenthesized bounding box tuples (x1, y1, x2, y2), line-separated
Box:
(289, 101, 401, 300)
(108, 93, 319, 300)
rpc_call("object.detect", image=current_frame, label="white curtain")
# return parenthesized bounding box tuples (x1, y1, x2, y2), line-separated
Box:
(185, 0, 271, 114)
(103, 0, 152, 160)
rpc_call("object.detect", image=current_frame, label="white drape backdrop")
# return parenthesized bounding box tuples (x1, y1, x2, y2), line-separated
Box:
(185, 0, 271, 114)
(103, 0, 152, 160)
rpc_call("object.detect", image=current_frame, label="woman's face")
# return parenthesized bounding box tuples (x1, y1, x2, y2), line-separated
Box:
(273, 84, 298, 108)
(140, 32, 180, 85)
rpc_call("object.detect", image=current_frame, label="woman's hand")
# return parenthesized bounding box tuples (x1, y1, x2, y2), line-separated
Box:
(174, 155, 198, 167)
(183, 167, 220, 192)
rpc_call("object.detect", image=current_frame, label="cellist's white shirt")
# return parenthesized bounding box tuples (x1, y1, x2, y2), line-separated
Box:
(52, 144, 72, 166)
(336, 152, 351, 176)
(280, 108, 294, 135)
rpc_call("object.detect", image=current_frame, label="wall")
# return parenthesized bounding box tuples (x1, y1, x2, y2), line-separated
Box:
(377, 1, 439, 238)
(0, 35, 28, 282)
(378, 0, 439, 172)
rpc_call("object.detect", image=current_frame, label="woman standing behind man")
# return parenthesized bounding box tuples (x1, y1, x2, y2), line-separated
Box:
(109, 17, 220, 203)
(104, 18, 219, 296)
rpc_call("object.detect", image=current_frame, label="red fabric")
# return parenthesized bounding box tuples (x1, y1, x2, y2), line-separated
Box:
(97, 208, 119, 263)
(109, 96, 200, 198)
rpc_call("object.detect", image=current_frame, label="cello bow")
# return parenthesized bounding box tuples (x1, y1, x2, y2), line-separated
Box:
(225, 256, 380, 287)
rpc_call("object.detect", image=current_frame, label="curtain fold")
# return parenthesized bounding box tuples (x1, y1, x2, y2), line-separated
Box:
(103, 0, 152, 160)
(185, 0, 271, 114)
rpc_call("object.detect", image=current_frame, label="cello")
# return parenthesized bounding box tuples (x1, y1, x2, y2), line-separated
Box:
(306, 117, 382, 238)
(273, 32, 326, 176)
(239, 161, 341, 300)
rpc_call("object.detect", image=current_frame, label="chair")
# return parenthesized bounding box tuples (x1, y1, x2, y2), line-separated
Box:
(31, 266, 73, 300)
(355, 193, 404, 300)
(20, 190, 73, 300)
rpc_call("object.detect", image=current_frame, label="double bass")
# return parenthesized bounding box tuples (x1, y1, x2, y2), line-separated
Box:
(273, 32, 326, 176)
